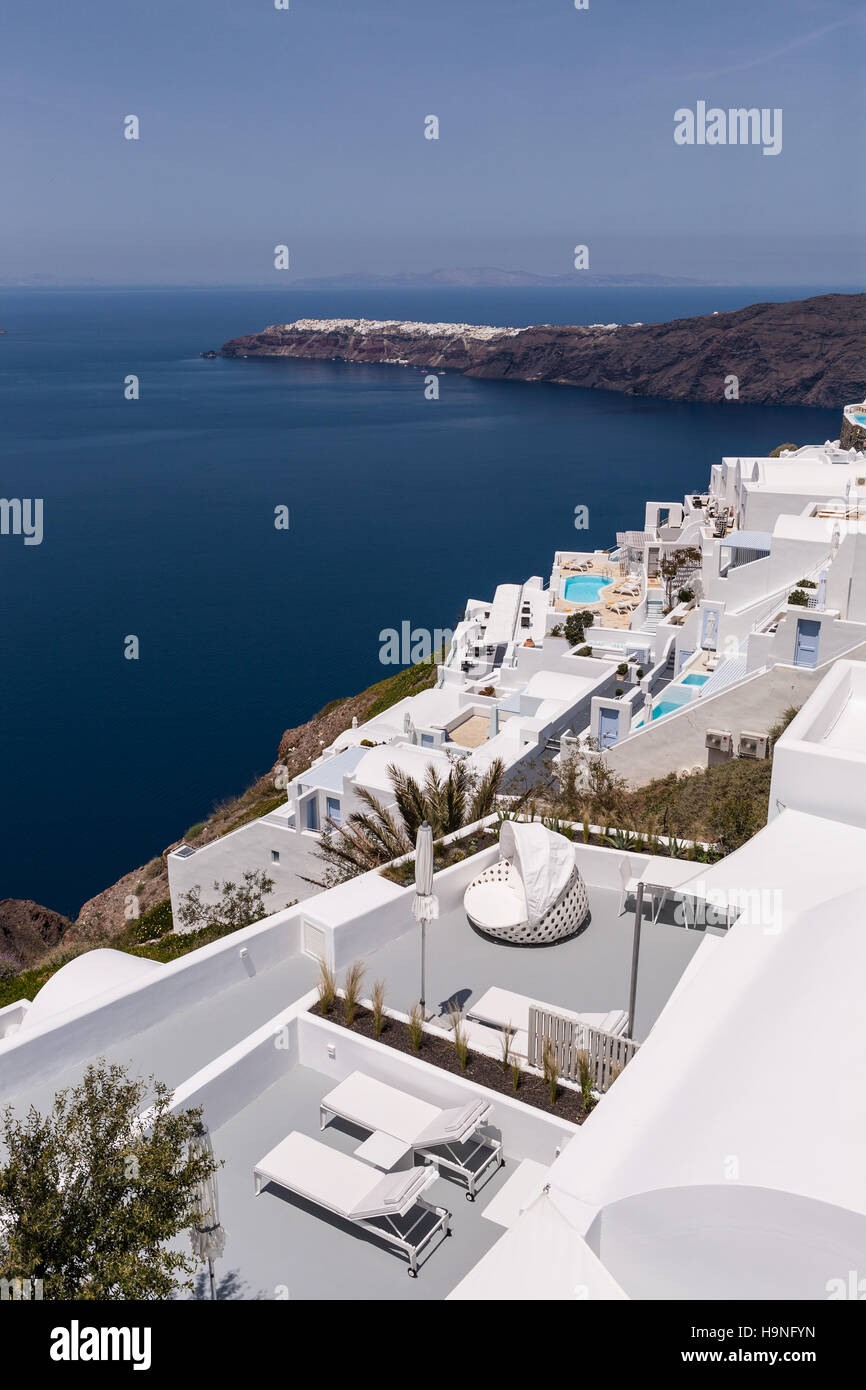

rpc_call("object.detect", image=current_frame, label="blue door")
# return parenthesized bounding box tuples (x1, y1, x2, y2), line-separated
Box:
(599, 707, 619, 749)
(794, 619, 820, 669)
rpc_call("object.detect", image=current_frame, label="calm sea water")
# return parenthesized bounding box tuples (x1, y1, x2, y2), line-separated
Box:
(0, 285, 845, 914)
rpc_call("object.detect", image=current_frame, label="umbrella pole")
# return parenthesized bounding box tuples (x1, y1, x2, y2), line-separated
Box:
(420, 920, 426, 1015)
(208, 1257, 216, 1301)
(627, 881, 644, 1039)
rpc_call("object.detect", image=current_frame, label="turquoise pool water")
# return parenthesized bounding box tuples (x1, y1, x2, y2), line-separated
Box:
(634, 699, 682, 728)
(854, 413, 866, 426)
(563, 574, 608, 603)
(681, 673, 709, 686)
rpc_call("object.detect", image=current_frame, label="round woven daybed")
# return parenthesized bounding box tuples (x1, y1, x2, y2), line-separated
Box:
(463, 821, 589, 945)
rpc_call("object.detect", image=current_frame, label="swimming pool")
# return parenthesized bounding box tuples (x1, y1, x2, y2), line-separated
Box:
(681, 673, 709, 686)
(563, 574, 608, 603)
(634, 699, 682, 728)
(854, 413, 866, 427)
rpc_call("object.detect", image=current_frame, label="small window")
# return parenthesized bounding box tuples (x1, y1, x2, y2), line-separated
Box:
(271, 850, 280, 863)
(420, 733, 434, 748)
(326, 796, 342, 826)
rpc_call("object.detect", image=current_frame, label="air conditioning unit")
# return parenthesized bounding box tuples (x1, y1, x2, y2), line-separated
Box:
(738, 730, 769, 759)
(705, 729, 733, 753)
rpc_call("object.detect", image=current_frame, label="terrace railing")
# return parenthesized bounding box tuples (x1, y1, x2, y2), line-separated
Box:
(527, 1005, 640, 1093)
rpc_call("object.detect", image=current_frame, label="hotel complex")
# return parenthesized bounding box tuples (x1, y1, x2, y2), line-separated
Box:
(4, 403, 866, 1300)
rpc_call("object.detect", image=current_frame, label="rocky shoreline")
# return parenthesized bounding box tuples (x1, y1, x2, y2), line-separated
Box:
(214, 293, 866, 408)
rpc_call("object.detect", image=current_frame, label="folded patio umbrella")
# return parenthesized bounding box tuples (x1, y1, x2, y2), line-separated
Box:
(189, 1124, 226, 1301)
(412, 820, 439, 924)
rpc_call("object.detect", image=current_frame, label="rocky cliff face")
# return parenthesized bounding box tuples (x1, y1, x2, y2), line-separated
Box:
(840, 413, 866, 452)
(218, 293, 866, 408)
(0, 899, 72, 972)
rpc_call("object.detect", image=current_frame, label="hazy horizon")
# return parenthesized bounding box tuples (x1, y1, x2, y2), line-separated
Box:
(2, 0, 863, 288)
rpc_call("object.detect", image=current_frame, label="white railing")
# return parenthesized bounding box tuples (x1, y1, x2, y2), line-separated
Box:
(736, 552, 832, 636)
(527, 1005, 640, 1092)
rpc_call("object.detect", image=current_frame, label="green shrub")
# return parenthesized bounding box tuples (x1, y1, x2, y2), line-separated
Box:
(184, 823, 205, 841)
(788, 589, 809, 607)
(113, 898, 174, 949)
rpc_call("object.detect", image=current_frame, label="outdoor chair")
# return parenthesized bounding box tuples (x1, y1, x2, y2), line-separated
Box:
(253, 1130, 451, 1276)
(463, 820, 589, 945)
(320, 1071, 503, 1200)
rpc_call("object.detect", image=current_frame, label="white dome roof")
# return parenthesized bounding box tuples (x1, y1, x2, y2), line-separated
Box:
(21, 949, 161, 1032)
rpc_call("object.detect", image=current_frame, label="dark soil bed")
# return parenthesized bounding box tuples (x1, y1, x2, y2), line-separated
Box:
(311, 998, 593, 1125)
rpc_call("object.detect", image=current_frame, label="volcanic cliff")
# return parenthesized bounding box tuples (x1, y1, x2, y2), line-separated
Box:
(218, 293, 866, 408)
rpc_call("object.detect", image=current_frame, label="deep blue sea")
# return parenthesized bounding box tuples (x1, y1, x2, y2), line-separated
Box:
(0, 285, 847, 915)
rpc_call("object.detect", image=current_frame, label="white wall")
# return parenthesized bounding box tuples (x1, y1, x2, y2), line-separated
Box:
(770, 661, 866, 828)
(0, 905, 304, 1101)
(168, 818, 324, 926)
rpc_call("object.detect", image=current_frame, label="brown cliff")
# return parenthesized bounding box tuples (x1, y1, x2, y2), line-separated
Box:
(218, 293, 866, 408)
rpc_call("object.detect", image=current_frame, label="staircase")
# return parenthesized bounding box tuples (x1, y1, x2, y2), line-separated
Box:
(643, 596, 665, 632)
(698, 653, 753, 700)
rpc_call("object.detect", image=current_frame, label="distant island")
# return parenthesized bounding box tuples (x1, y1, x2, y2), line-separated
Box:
(215, 292, 866, 408)
(289, 266, 709, 289)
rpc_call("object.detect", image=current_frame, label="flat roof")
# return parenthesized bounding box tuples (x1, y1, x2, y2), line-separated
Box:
(299, 746, 368, 793)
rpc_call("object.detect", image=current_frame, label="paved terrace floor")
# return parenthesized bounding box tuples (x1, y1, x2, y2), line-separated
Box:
(361, 885, 704, 1042)
(6, 949, 320, 1116)
(181, 1063, 505, 1301)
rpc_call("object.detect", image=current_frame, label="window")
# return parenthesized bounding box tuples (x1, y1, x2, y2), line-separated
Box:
(420, 733, 434, 748)
(326, 796, 341, 826)
(271, 850, 280, 863)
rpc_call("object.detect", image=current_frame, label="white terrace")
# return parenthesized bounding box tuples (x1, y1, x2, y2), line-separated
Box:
(1, 822, 718, 1297)
(5, 663, 866, 1298)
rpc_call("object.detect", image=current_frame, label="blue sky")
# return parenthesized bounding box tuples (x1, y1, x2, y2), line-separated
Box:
(1, 0, 863, 284)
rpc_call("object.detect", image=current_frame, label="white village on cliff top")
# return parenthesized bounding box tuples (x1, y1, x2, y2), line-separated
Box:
(4, 398, 866, 1300)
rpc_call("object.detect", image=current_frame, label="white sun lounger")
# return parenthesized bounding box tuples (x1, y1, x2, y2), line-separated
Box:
(467, 986, 628, 1048)
(320, 1071, 504, 1201)
(253, 1130, 451, 1276)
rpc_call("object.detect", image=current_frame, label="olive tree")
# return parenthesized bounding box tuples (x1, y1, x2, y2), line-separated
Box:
(0, 1061, 217, 1299)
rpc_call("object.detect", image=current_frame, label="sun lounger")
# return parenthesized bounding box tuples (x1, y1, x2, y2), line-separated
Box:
(320, 1071, 504, 1200)
(253, 1130, 451, 1276)
(467, 985, 628, 1046)
(607, 600, 636, 615)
